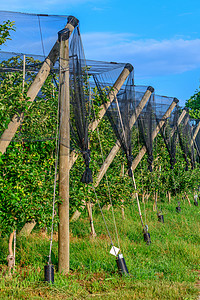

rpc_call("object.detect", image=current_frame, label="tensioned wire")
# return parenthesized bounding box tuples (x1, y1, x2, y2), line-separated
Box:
(94, 124, 121, 249)
(171, 110, 186, 204)
(47, 49, 61, 265)
(78, 26, 121, 251)
(38, 15, 46, 59)
(194, 138, 200, 157)
(152, 114, 161, 215)
(136, 116, 147, 226)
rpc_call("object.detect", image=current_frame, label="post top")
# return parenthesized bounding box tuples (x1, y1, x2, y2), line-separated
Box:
(147, 86, 154, 93)
(173, 97, 179, 104)
(125, 63, 133, 73)
(67, 16, 79, 28)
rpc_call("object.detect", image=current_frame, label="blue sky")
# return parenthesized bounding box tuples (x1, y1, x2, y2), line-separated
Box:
(1, 0, 200, 106)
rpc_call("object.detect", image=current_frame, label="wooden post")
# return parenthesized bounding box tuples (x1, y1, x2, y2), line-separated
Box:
(0, 17, 76, 155)
(69, 63, 134, 169)
(170, 107, 189, 136)
(69, 63, 134, 221)
(168, 191, 171, 203)
(120, 163, 125, 177)
(58, 16, 79, 274)
(184, 192, 191, 206)
(19, 219, 36, 236)
(94, 86, 154, 187)
(130, 98, 179, 172)
(70, 86, 154, 222)
(191, 121, 200, 147)
(121, 205, 125, 220)
(86, 202, 96, 237)
(153, 192, 158, 212)
(142, 192, 145, 204)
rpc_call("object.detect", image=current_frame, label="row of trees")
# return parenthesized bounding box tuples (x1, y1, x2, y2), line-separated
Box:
(0, 21, 200, 238)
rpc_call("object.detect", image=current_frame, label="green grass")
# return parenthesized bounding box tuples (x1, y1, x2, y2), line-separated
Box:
(0, 195, 200, 299)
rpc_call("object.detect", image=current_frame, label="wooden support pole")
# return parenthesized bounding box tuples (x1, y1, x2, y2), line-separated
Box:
(58, 16, 79, 275)
(191, 121, 200, 147)
(86, 202, 96, 237)
(130, 98, 179, 172)
(69, 64, 134, 222)
(170, 107, 189, 136)
(19, 219, 36, 237)
(184, 192, 191, 206)
(94, 86, 154, 187)
(0, 18, 76, 155)
(168, 191, 171, 203)
(142, 192, 145, 204)
(153, 192, 158, 212)
(69, 63, 134, 170)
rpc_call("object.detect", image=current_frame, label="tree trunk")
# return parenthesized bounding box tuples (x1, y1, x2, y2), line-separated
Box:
(7, 231, 15, 276)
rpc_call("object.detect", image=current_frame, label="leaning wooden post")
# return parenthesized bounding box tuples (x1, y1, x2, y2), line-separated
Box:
(70, 86, 153, 222)
(168, 191, 171, 203)
(170, 107, 189, 136)
(191, 121, 200, 147)
(58, 16, 79, 274)
(184, 192, 191, 206)
(94, 86, 154, 187)
(69, 63, 133, 169)
(86, 202, 96, 237)
(131, 98, 179, 172)
(0, 18, 75, 155)
(70, 64, 134, 222)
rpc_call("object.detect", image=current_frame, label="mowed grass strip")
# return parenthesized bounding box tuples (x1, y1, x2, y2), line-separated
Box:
(0, 196, 199, 299)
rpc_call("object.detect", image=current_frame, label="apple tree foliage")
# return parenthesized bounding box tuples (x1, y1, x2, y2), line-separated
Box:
(0, 22, 200, 237)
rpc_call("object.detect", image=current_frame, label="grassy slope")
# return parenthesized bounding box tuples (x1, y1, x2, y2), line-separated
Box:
(0, 194, 199, 299)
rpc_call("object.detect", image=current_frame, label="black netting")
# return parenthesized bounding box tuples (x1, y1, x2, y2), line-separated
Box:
(68, 26, 92, 184)
(0, 54, 129, 142)
(137, 97, 155, 172)
(177, 113, 195, 170)
(133, 85, 152, 109)
(194, 121, 200, 161)
(152, 94, 174, 121)
(94, 68, 135, 176)
(137, 94, 174, 171)
(0, 11, 68, 55)
(156, 106, 180, 169)
(0, 12, 134, 183)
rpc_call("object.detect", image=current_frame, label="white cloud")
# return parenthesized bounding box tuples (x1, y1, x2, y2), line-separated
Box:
(81, 32, 200, 78)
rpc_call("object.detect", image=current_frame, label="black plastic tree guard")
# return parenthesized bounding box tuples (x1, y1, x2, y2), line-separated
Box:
(44, 264, 54, 283)
(116, 254, 129, 275)
(158, 213, 164, 223)
(176, 202, 181, 213)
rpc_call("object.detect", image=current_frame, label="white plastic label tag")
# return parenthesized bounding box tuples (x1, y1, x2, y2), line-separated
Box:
(110, 246, 120, 256)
